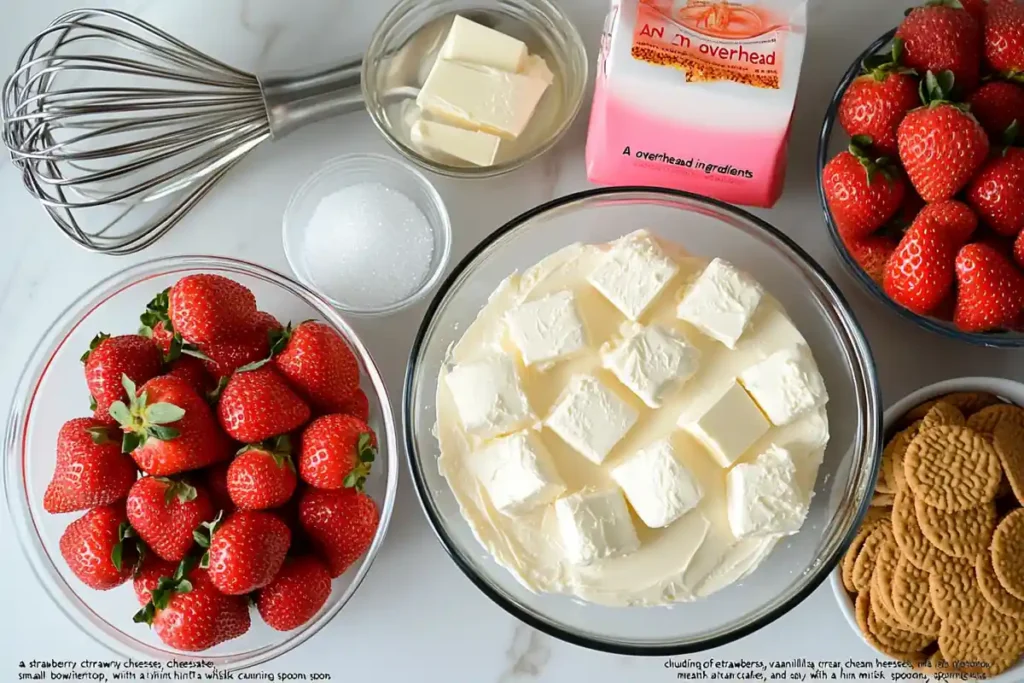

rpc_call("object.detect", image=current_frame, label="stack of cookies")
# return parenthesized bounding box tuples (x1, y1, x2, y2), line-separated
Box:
(842, 392, 1024, 678)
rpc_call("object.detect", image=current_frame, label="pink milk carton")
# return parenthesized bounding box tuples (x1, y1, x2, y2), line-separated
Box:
(585, 0, 808, 208)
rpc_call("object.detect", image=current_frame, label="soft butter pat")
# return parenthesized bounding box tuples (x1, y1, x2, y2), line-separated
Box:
(727, 445, 808, 539)
(547, 374, 638, 465)
(587, 230, 679, 321)
(682, 380, 769, 468)
(677, 258, 763, 349)
(611, 438, 703, 528)
(445, 355, 533, 439)
(410, 119, 501, 167)
(469, 430, 565, 516)
(440, 15, 528, 73)
(556, 488, 640, 565)
(603, 324, 699, 408)
(506, 291, 588, 367)
(740, 347, 828, 426)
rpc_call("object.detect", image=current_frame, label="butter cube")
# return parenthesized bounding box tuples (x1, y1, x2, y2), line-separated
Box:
(506, 291, 588, 367)
(682, 380, 770, 468)
(611, 438, 703, 528)
(440, 15, 528, 73)
(468, 430, 565, 516)
(740, 347, 828, 426)
(727, 445, 808, 538)
(411, 119, 501, 167)
(587, 230, 679, 321)
(546, 375, 639, 465)
(445, 355, 533, 439)
(523, 54, 554, 85)
(603, 324, 700, 408)
(677, 258, 763, 349)
(555, 488, 640, 565)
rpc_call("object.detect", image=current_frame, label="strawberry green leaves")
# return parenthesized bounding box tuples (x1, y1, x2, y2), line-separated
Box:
(110, 374, 186, 452)
(111, 521, 144, 574)
(133, 556, 195, 625)
(343, 432, 377, 491)
(80, 332, 111, 364)
(192, 511, 223, 569)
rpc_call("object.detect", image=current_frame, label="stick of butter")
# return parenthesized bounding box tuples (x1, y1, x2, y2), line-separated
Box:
(410, 119, 501, 167)
(440, 15, 528, 73)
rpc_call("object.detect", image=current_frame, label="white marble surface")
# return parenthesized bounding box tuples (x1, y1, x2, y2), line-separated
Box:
(2, 0, 1023, 680)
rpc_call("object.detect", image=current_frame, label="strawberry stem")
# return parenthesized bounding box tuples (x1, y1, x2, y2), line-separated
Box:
(80, 332, 110, 364)
(133, 556, 196, 625)
(157, 478, 199, 506)
(238, 434, 294, 469)
(109, 373, 183, 453)
(343, 432, 377, 491)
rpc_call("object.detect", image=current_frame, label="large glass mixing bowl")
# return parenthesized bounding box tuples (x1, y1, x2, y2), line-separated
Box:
(404, 188, 882, 654)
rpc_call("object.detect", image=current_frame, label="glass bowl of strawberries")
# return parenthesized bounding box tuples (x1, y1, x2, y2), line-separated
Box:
(819, 0, 1024, 346)
(2, 256, 399, 669)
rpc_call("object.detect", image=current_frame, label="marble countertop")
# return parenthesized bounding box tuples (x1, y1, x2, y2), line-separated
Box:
(2, 0, 1022, 680)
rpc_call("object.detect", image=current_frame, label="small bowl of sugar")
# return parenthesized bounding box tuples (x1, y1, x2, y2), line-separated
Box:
(283, 153, 452, 316)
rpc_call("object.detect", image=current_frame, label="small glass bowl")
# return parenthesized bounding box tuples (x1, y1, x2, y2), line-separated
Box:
(817, 30, 1024, 348)
(3, 256, 400, 670)
(362, 0, 588, 178)
(282, 153, 452, 316)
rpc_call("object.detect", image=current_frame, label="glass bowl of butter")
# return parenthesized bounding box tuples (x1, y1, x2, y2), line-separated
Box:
(404, 187, 882, 654)
(362, 0, 587, 177)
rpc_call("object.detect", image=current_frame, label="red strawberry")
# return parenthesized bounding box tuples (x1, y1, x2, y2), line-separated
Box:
(273, 322, 360, 412)
(198, 311, 281, 381)
(823, 142, 907, 241)
(838, 42, 921, 155)
(883, 218, 959, 315)
(967, 147, 1024, 236)
(217, 367, 311, 443)
(954, 242, 1024, 330)
(912, 200, 979, 244)
(169, 274, 258, 345)
(59, 505, 138, 590)
(200, 511, 291, 595)
(133, 556, 178, 606)
(112, 375, 232, 476)
(844, 235, 898, 286)
(897, 73, 990, 201)
(200, 462, 235, 516)
(967, 81, 1024, 138)
(134, 561, 250, 651)
(82, 334, 162, 423)
(256, 556, 332, 632)
(299, 487, 379, 578)
(897, 4, 981, 94)
(126, 477, 215, 562)
(985, 0, 1024, 73)
(166, 356, 214, 397)
(960, 0, 989, 24)
(227, 436, 298, 510)
(298, 414, 377, 490)
(340, 388, 370, 422)
(44, 418, 136, 514)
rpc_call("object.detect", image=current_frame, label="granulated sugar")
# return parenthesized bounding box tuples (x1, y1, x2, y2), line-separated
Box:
(303, 182, 435, 309)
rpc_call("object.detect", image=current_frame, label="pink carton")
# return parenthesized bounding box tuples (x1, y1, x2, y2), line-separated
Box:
(585, 0, 808, 208)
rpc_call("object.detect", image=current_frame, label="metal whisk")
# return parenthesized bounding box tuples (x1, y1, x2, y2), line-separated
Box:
(2, 8, 365, 254)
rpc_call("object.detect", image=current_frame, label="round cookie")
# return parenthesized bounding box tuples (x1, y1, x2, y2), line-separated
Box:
(892, 553, 942, 637)
(905, 392, 1001, 423)
(855, 590, 930, 663)
(892, 490, 952, 572)
(966, 403, 1024, 435)
(938, 621, 1024, 677)
(871, 539, 904, 627)
(884, 422, 920, 493)
(977, 550, 1024, 619)
(992, 509, 1024, 602)
(929, 564, 1021, 633)
(993, 420, 1024, 506)
(843, 522, 883, 593)
(853, 524, 894, 593)
(903, 425, 1002, 512)
(914, 497, 997, 559)
(921, 402, 966, 431)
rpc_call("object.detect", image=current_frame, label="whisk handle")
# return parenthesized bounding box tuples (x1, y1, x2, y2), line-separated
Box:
(259, 57, 364, 139)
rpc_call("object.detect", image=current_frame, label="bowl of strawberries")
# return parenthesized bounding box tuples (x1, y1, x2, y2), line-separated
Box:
(819, 0, 1024, 346)
(2, 255, 398, 668)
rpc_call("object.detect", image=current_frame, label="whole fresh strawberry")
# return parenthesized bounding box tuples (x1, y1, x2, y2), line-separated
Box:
(133, 555, 178, 606)
(986, 0, 1024, 73)
(166, 356, 214, 397)
(299, 487, 379, 578)
(126, 477, 215, 562)
(82, 334, 162, 423)
(227, 436, 298, 510)
(298, 414, 377, 490)
(198, 510, 291, 595)
(883, 218, 959, 315)
(273, 322, 360, 412)
(912, 199, 979, 244)
(200, 462, 235, 516)
(896, 2, 981, 94)
(169, 274, 258, 345)
(256, 556, 332, 632)
(217, 367, 311, 443)
(44, 418, 137, 514)
(134, 560, 250, 651)
(339, 388, 370, 423)
(112, 375, 231, 476)
(838, 41, 921, 155)
(59, 505, 138, 590)
(844, 235, 898, 286)
(823, 139, 907, 241)
(198, 311, 281, 380)
(967, 81, 1024, 138)
(898, 71, 990, 201)
(967, 147, 1024, 236)
(954, 242, 1024, 330)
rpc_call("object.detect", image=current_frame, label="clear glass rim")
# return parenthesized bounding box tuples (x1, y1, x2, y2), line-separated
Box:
(3, 255, 401, 670)
(402, 186, 883, 655)
(360, 0, 589, 179)
(817, 29, 1024, 349)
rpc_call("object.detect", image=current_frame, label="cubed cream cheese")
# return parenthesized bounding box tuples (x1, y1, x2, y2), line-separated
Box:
(546, 374, 638, 465)
(505, 291, 588, 367)
(410, 119, 501, 167)
(610, 438, 703, 528)
(677, 258, 763, 349)
(586, 230, 679, 321)
(602, 324, 700, 408)
(468, 430, 565, 515)
(555, 488, 640, 565)
(726, 445, 808, 539)
(739, 347, 828, 426)
(445, 355, 533, 439)
(682, 380, 770, 468)
(440, 15, 528, 73)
